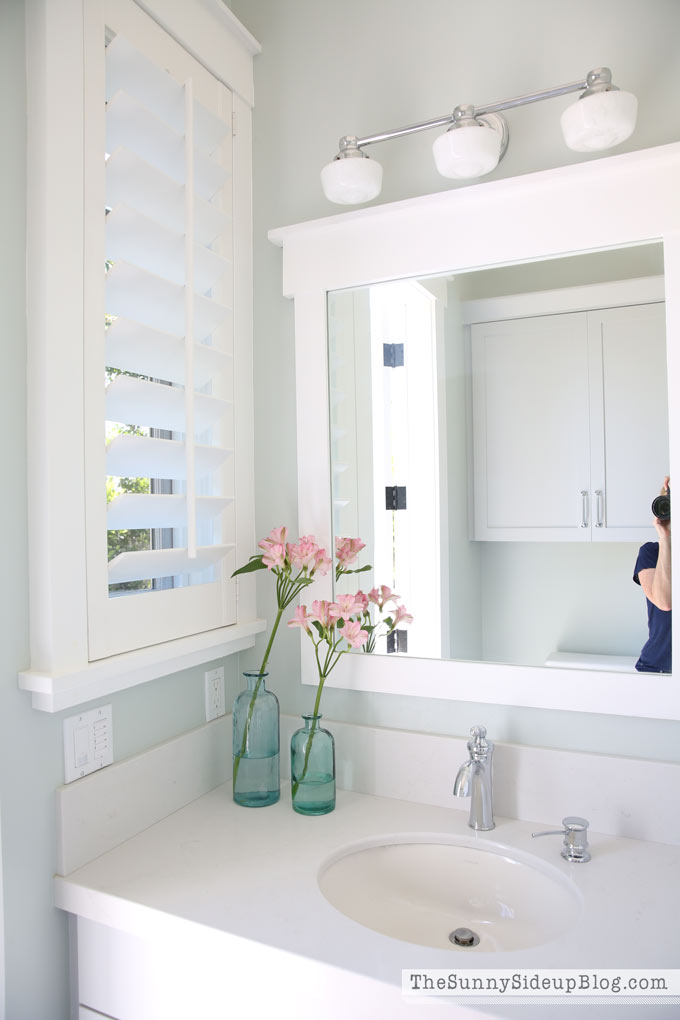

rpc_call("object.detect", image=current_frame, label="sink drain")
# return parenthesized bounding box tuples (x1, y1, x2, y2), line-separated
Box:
(449, 926, 480, 947)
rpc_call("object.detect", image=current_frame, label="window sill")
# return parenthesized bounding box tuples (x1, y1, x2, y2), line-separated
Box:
(18, 619, 267, 712)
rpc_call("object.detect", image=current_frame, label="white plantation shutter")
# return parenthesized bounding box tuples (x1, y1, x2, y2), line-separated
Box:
(85, 0, 239, 659)
(22, 0, 260, 708)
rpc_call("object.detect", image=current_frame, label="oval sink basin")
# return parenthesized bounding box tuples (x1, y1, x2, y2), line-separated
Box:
(318, 835, 582, 952)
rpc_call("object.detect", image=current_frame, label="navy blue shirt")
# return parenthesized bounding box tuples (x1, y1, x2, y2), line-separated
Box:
(633, 542, 672, 673)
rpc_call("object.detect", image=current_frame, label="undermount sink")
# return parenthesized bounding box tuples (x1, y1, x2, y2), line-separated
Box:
(318, 835, 582, 952)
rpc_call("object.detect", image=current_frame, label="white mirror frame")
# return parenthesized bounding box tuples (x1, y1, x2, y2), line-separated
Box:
(269, 142, 680, 720)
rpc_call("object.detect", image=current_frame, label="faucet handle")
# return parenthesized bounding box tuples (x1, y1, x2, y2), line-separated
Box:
(532, 816, 591, 863)
(468, 725, 493, 758)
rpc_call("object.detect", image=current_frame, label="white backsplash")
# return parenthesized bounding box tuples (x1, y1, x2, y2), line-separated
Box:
(57, 714, 680, 874)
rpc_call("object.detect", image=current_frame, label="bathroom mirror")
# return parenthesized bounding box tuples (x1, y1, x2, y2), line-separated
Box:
(270, 143, 680, 720)
(327, 245, 668, 672)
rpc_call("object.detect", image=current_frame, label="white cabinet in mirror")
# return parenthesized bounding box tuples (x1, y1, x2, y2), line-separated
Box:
(470, 299, 668, 543)
(269, 143, 680, 720)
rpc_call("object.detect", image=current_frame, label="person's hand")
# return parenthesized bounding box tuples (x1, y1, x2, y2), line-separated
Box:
(655, 516, 671, 540)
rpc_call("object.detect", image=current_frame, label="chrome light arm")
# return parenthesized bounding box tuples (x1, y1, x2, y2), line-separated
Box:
(342, 68, 615, 153)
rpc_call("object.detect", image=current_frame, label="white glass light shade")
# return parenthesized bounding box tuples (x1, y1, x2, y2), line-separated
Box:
(321, 155, 383, 204)
(561, 89, 638, 152)
(432, 123, 502, 180)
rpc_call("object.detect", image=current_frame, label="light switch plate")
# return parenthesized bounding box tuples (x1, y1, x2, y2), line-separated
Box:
(63, 705, 113, 784)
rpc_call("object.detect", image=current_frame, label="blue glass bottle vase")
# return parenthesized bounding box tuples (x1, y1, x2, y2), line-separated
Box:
(232, 671, 280, 807)
(290, 714, 335, 815)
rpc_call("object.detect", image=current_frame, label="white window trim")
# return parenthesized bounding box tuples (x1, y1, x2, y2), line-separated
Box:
(20, 0, 264, 711)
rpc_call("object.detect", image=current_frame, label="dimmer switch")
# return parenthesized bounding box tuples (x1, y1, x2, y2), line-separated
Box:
(74, 724, 90, 767)
(63, 705, 113, 784)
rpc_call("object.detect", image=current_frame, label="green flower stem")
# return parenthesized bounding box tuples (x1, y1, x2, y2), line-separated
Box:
(232, 604, 284, 786)
(291, 639, 344, 797)
(232, 568, 310, 788)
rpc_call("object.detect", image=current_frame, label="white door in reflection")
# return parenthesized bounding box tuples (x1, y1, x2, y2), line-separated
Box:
(367, 280, 443, 658)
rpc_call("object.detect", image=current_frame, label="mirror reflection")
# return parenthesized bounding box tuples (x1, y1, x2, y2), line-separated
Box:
(329, 243, 670, 674)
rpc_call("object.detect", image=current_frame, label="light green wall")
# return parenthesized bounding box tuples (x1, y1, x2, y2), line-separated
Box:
(0, 6, 70, 1016)
(230, 0, 680, 758)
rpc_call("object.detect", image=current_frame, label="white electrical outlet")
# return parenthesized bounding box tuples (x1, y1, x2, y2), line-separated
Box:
(204, 666, 226, 721)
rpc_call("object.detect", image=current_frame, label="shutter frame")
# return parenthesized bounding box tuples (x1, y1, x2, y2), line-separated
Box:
(23, 0, 260, 709)
(87, 0, 242, 660)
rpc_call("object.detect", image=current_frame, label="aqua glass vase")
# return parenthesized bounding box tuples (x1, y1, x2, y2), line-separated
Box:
(232, 671, 280, 807)
(290, 714, 335, 815)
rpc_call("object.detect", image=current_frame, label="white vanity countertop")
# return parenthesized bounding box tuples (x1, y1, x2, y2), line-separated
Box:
(55, 782, 680, 987)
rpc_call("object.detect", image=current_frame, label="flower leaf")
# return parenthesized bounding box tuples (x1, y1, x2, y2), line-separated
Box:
(231, 555, 267, 578)
(336, 563, 373, 579)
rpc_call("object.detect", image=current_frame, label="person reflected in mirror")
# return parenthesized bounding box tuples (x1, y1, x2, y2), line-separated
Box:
(633, 475, 671, 673)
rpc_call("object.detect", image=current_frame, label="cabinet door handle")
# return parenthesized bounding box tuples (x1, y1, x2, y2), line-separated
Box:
(595, 489, 604, 528)
(580, 490, 589, 528)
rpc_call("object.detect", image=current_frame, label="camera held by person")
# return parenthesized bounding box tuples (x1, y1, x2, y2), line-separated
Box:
(652, 484, 670, 521)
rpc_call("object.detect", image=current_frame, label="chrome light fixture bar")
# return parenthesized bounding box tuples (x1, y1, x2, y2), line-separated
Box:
(321, 68, 637, 204)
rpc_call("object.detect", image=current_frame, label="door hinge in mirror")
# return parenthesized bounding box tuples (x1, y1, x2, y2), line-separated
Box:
(383, 342, 404, 368)
(387, 629, 408, 654)
(385, 485, 407, 510)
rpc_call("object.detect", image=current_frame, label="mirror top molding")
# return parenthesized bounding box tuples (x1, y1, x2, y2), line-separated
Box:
(270, 142, 680, 296)
(270, 143, 680, 720)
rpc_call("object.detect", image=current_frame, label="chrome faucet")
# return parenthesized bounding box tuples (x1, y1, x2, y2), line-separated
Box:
(454, 726, 495, 830)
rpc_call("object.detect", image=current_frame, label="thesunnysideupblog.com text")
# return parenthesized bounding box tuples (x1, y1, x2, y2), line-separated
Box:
(402, 969, 680, 1003)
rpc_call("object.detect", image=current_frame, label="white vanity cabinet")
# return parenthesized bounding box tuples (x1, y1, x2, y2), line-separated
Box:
(57, 776, 680, 1020)
(471, 302, 668, 541)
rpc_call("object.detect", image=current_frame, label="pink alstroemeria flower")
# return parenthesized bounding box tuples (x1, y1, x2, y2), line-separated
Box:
(328, 593, 366, 620)
(261, 542, 287, 570)
(368, 585, 399, 611)
(354, 589, 369, 613)
(335, 536, 366, 568)
(287, 605, 312, 633)
(339, 618, 369, 649)
(392, 604, 414, 627)
(258, 525, 288, 552)
(307, 599, 333, 630)
(287, 535, 320, 571)
(312, 548, 332, 576)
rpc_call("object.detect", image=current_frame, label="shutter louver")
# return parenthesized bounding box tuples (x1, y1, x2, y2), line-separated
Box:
(107, 494, 232, 529)
(104, 31, 234, 594)
(106, 434, 231, 480)
(106, 317, 232, 387)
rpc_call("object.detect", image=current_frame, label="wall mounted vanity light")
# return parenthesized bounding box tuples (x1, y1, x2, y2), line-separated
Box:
(320, 67, 637, 204)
